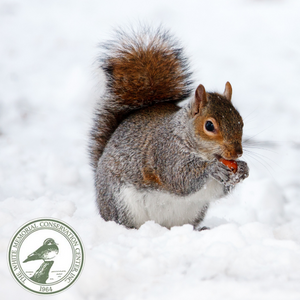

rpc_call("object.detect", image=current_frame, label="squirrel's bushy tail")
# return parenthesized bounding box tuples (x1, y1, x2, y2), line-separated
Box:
(89, 26, 193, 171)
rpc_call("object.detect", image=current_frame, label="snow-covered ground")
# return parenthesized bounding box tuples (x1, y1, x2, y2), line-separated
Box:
(1, 0, 300, 299)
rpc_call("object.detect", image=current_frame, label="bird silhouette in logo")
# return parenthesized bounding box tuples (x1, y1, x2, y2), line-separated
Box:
(23, 238, 59, 263)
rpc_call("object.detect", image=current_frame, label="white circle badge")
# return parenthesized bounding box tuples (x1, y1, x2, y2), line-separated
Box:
(8, 218, 84, 295)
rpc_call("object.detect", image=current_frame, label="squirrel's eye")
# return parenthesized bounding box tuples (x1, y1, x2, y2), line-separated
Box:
(205, 121, 214, 132)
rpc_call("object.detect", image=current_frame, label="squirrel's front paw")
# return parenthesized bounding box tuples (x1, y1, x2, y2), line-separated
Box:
(208, 160, 233, 185)
(225, 160, 249, 187)
(209, 160, 249, 187)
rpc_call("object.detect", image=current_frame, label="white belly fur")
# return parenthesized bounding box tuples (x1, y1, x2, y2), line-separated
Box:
(119, 178, 224, 228)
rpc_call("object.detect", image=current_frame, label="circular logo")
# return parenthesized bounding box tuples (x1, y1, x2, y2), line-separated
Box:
(8, 218, 84, 295)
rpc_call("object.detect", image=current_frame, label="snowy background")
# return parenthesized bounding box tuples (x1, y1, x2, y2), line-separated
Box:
(1, 0, 300, 299)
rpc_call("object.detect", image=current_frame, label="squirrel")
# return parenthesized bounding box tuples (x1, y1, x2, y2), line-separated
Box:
(89, 27, 249, 230)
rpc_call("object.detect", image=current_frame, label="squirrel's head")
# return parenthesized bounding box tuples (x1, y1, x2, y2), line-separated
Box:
(190, 82, 244, 161)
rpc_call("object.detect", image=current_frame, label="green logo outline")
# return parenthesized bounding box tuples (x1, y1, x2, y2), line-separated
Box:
(7, 218, 85, 295)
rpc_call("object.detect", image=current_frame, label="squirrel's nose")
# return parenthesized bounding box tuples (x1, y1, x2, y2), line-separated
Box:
(234, 143, 243, 158)
(237, 152, 242, 158)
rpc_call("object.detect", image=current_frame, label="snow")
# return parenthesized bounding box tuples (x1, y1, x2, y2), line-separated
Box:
(1, 0, 300, 299)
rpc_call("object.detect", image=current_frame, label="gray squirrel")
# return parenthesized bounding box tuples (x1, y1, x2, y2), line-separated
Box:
(89, 27, 249, 229)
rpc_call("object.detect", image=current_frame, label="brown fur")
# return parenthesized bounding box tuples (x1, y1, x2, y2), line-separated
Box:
(108, 44, 189, 105)
(142, 166, 163, 186)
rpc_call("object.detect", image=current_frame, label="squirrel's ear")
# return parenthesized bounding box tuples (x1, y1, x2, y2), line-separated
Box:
(223, 81, 232, 102)
(192, 84, 207, 116)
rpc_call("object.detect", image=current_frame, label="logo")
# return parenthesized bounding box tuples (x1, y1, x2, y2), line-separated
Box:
(8, 218, 84, 295)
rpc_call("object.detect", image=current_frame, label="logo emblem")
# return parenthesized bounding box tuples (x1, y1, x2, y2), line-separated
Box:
(8, 218, 84, 294)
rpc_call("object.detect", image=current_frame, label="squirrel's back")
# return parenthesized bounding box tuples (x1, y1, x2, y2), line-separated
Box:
(89, 27, 193, 171)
